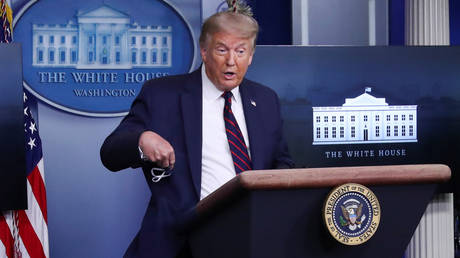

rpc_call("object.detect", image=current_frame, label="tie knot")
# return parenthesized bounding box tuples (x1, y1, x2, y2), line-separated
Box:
(222, 91, 233, 103)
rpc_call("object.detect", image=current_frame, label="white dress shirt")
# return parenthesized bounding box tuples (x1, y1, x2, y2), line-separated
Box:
(200, 66, 250, 200)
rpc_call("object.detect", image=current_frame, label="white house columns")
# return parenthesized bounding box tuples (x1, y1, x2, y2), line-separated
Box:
(405, 1, 453, 258)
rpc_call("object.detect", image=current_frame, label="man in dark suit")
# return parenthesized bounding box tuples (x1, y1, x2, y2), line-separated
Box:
(100, 2, 294, 257)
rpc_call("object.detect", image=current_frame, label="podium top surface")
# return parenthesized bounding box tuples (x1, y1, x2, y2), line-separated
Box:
(234, 164, 450, 189)
(196, 164, 450, 214)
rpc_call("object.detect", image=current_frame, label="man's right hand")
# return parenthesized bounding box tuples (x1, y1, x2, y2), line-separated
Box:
(138, 131, 175, 169)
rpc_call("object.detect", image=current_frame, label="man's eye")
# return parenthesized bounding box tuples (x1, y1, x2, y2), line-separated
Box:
(237, 49, 246, 55)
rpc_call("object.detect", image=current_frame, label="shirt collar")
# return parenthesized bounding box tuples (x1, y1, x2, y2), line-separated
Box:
(202, 65, 241, 103)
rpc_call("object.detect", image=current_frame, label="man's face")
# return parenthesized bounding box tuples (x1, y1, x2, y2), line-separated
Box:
(200, 31, 254, 91)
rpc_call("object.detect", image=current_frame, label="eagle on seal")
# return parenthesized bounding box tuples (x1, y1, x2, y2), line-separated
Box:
(340, 203, 364, 231)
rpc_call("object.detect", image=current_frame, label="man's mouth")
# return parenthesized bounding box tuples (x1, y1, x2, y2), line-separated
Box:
(224, 72, 235, 79)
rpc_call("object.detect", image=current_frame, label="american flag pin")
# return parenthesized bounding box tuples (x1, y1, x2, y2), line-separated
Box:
(251, 100, 256, 106)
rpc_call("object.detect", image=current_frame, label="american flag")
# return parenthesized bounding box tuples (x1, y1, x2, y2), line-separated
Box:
(0, 92, 49, 258)
(0, 0, 49, 258)
(0, 3, 49, 253)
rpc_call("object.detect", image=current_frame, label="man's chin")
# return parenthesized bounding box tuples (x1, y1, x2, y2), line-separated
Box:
(216, 81, 240, 91)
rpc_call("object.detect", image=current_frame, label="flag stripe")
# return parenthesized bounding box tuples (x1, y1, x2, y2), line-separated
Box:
(26, 172, 49, 257)
(4, 211, 33, 258)
(28, 165, 48, 223)
(37, 160, 45, 183)
(17, 210, 46, 258)
(0, 238, 10, 258)
(0, 213, 14, 258)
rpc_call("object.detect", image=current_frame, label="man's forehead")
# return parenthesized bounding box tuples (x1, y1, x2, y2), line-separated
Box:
(214, 39, 251, 47)
(210, 33, 253, 45)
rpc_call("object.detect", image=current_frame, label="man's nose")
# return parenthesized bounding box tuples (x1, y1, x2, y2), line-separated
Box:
(226, 51, 236, 66)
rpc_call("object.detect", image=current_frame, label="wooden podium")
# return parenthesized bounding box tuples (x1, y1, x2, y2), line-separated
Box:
(189, 164, 450, 258)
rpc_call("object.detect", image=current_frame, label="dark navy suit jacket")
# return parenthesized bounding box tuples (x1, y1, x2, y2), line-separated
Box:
(100, 68, 294, 257)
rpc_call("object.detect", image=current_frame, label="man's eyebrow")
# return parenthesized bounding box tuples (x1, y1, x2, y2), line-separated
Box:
(214, 42, 248, 49)
(214, 42, 228, 48)
(235, 43, 248, 48)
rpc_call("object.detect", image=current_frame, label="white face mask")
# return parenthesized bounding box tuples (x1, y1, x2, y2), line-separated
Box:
(150, 167, 172, 183)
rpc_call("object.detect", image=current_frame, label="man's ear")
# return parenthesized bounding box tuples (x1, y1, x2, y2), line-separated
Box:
(248, 51, 254, 66)
(200, 47, 207, 63)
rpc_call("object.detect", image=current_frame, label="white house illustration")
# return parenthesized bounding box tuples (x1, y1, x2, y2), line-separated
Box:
(32, 4, 172, 69)
(312, 88, 417, 145)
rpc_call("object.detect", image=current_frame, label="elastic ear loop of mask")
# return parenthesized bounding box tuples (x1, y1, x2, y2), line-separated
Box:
(151, 167, 172, 183)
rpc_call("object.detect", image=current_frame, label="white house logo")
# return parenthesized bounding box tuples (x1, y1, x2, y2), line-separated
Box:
(312, 87, 418, 145)
(14, 0, 195, 116)
(32, 5, 172, 69)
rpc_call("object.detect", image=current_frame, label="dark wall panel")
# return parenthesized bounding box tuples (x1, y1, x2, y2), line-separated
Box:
(250, 0, 292, 45)
(0, 43, 27, 210)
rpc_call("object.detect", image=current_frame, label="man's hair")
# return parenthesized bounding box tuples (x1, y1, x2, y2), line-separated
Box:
(199, 11, 259, 50)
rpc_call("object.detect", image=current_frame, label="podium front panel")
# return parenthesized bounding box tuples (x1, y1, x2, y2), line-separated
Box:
(190, 183, 437, 258)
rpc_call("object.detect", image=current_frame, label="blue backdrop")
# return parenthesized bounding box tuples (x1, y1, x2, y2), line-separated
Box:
(12, 0, 202, 257)
(8, 0, 460, 257)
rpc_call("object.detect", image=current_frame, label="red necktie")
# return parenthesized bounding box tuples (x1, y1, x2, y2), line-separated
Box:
(222, 91, 252, 173)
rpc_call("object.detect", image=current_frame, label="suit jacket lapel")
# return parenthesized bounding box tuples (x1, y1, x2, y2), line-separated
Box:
(180, 69, 202, 198)
(240, 80, 264, 170)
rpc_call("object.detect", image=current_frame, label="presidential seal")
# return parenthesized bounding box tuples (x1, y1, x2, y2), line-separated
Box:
(323, 183, 380, 245)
